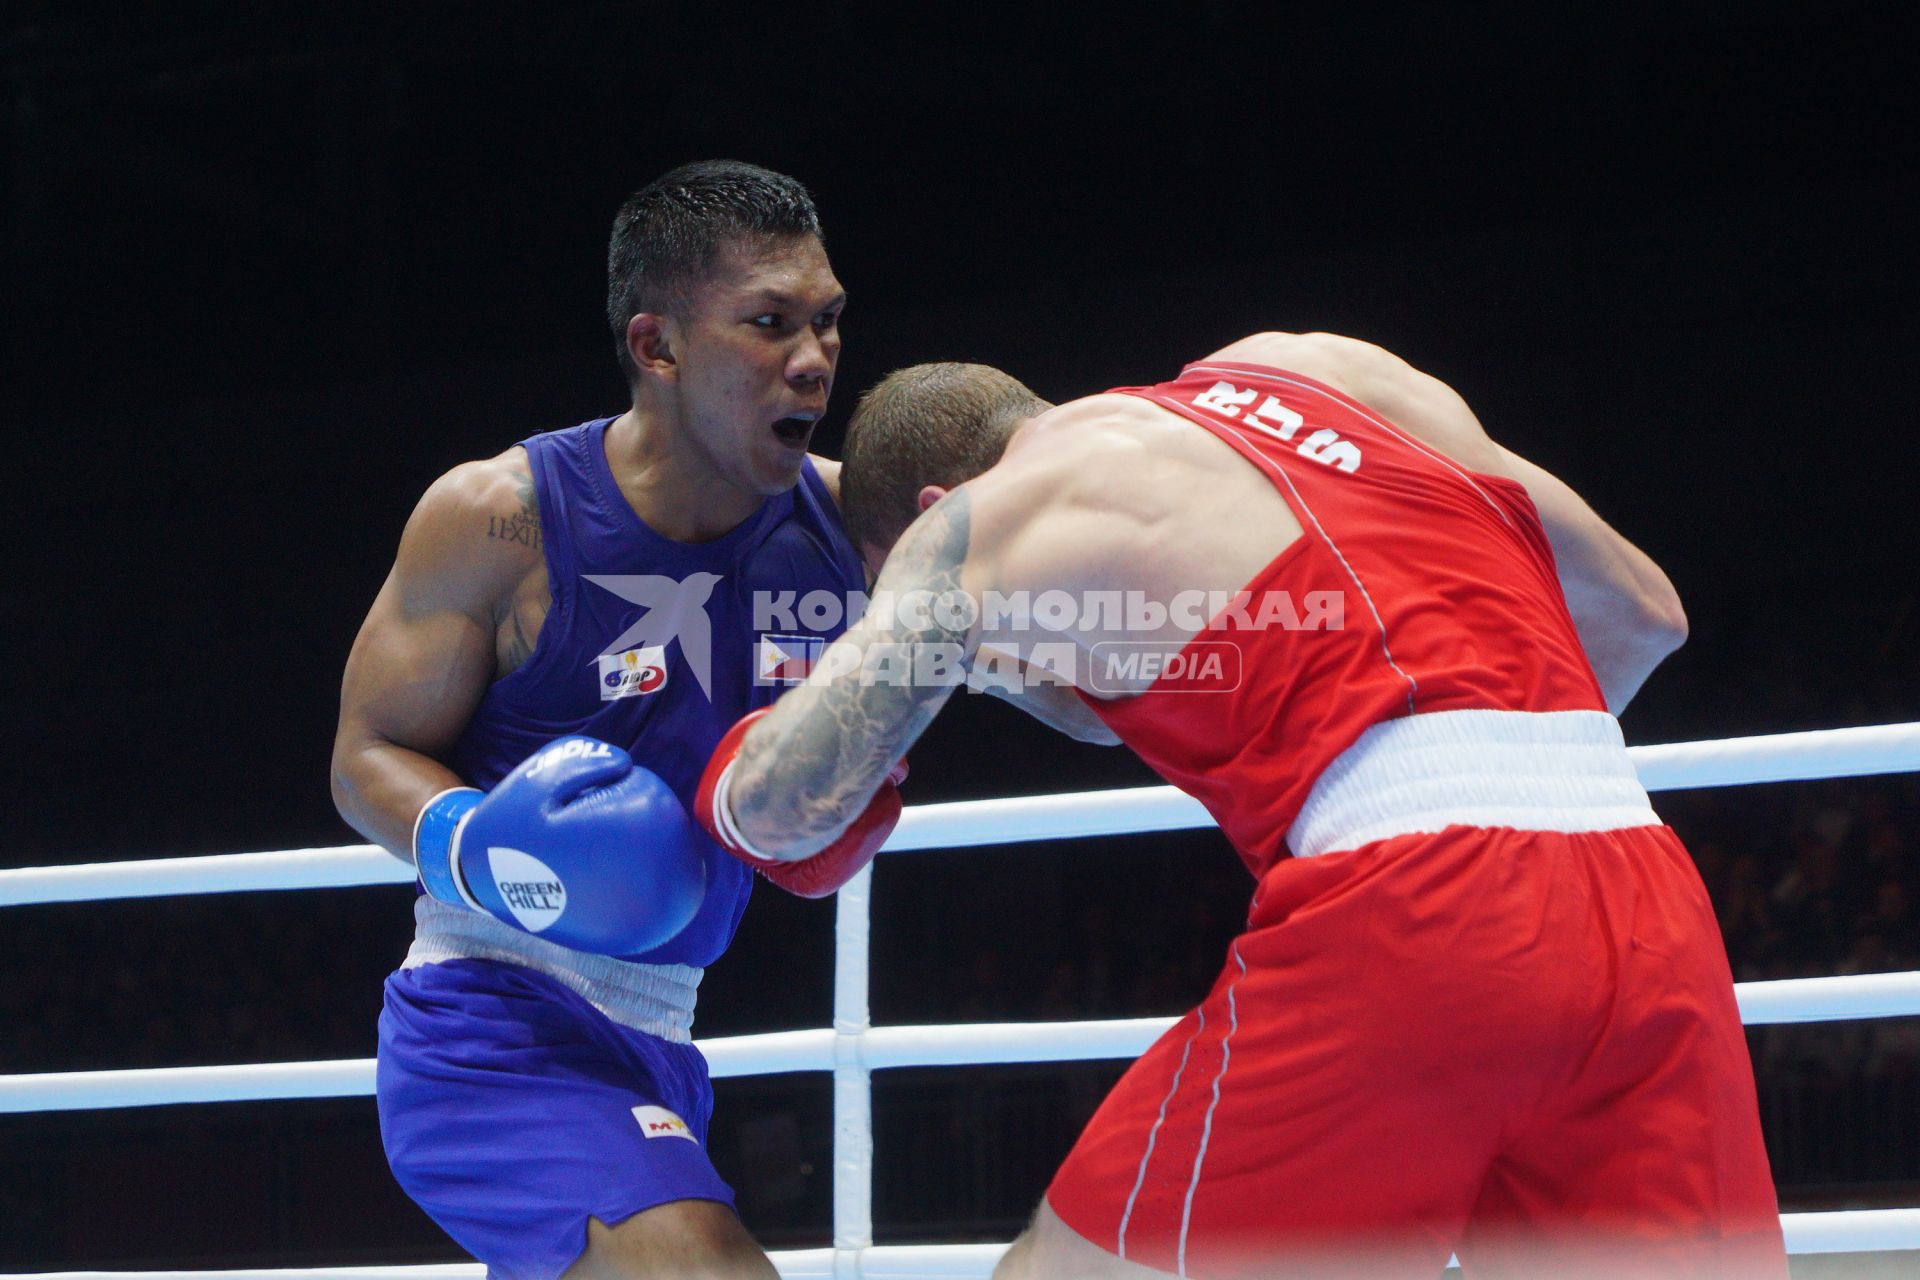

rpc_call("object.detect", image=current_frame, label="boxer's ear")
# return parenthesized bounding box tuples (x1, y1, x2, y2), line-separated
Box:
(627, 313, 676, 381)
(916, 484, 949, 514)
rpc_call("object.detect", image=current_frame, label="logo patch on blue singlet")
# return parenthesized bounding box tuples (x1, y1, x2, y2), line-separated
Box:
(585, 573, 722, 697)
(631, 1105, 696, 1141)
(597, 645, 668, 700)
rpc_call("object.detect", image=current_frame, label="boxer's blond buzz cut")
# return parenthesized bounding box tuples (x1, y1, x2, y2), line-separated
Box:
(841, 362, 1050, 556)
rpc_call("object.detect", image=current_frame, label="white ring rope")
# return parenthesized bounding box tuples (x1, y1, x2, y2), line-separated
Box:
(6, 967, 1920, 1116)
(5, 722, 1919, 908)
(7, 1211, 1920, 1278)
(6, 721, 1920, 1270)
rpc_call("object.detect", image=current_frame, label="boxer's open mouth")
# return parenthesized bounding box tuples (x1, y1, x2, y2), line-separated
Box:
(771, 413, 818, 446)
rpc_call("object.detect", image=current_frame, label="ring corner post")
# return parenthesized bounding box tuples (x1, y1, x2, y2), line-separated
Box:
(832, 861, 875, 1270)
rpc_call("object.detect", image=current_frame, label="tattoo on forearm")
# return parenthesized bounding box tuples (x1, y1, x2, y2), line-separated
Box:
(734, 490, 976, 853)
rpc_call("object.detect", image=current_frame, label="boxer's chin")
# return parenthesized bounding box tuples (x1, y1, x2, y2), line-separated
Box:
(752, 443, 810, 495)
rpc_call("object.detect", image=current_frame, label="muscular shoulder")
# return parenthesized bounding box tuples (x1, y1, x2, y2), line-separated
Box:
(1203, 331, 1416, 395)
(988, 394, 1220, 513)
(957, 397, 1178, 578)
(396, 448, 545, 614)
(986, 397, 1152, 499)
(1207, 331, 1502, 472)
(807, 453, 843, 506)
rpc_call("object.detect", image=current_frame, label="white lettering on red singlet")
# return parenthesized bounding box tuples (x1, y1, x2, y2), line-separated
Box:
(1192, 381, 1257, 417)
(1296, 428, 1362, 473)
(1190, 381, 1362, 473)
(1248, 395, 1303, 440)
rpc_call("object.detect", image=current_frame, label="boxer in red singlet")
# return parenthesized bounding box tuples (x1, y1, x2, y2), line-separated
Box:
(698, 332, 1788, 1277)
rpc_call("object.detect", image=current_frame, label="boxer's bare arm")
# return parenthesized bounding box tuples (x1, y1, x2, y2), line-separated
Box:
(728, 485, 981, 856)
(968, 647, 1121, 745)
(330, 454, 544, 859)
(1484, 447, 1687, 712)
(1338, 341, 1687, 712)
(1214, 332, 1687, 712)
(730, 444, 1132, 854)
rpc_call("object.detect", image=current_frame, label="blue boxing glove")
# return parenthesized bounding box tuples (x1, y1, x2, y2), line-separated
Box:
(411, 736, 706, 955)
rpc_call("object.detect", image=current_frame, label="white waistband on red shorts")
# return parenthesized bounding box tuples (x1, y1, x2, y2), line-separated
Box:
(403, 896, 702, 1042)
(1286, 708, 1661, 859)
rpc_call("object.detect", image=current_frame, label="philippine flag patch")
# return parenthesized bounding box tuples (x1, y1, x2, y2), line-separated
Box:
(755, 634, 825, 686)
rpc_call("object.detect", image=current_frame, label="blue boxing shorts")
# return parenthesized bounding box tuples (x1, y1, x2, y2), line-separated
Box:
(376, 956, 735, 1278)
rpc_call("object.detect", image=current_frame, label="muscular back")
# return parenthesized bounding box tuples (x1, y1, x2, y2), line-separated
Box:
(964, 332, 1683, 709)
(968, 335, 1471, 690)
(721, 333, 1687, 869)
(1205, 332, 1507, 474)
(975, 393, 1301, 683)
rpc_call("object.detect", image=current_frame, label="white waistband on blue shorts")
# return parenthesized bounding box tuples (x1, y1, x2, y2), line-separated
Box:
(403, 895, 702, 1042)
(1286, 708, 1661, 859)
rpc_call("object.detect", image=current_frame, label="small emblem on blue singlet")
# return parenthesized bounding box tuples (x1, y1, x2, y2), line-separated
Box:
(597, 646, 669, 700)
(585, 572, 723, 697)
(755, 634, 825, 685)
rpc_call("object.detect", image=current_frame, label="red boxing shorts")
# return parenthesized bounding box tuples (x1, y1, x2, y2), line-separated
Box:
(1046, 710, 1787, 1279)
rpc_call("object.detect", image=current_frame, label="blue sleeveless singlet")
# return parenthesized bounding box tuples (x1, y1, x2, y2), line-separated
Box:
(446, 417, 866, 966)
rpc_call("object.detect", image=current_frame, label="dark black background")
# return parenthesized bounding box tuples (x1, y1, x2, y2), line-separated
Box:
(4, 1, 1917, 1267)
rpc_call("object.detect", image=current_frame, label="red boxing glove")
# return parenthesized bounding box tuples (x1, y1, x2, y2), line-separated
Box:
(694, 708, 909, 900)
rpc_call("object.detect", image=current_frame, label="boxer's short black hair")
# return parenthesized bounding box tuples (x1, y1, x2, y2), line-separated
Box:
(842, 363, 1049, 557)
(607, 160, 822, 383)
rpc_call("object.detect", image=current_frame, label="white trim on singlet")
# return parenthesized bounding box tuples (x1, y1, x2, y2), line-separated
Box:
(1266, 456, 1421, 715)
(1137, 388, 1421, 715)
(1177, 945, 1248, 1278)
(1117, 1005, 1208, 1261)
(1183, 363, 1516, 529)
(1287, 708, 1661, 858)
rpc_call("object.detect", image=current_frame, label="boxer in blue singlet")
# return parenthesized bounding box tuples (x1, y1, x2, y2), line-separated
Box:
(331, 162, 863, 1279)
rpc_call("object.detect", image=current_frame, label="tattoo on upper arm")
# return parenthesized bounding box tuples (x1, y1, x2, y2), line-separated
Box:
(500, 603, 536, 675)
(734, 490, 976, 851)
(488, 469, 543, 550)
(488, 463, 546, 676)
